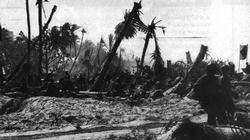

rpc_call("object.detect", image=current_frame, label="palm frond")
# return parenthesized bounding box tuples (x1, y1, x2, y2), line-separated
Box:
(115, 16, 137, 40)
(150, 33, 165, 79)
(114, 8, 148, 40)
(81, 28, 86, 34)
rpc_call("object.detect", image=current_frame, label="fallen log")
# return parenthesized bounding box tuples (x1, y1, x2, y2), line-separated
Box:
(163, 45, 208, 96)
(163, 79, 183, 96)
(0, 120, 167, 140)
(78, 91, 107, 95)
(231, 81, 250, 86)
(158, 118, 250, 140)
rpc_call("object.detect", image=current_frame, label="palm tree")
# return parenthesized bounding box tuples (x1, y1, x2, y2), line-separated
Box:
(61, 23, 72, 55)
(60, 23, 80, 58)
(69, 28, 86, 73)
(151, 31, 165, 81)
(90, 1, 146, 91)
(81, 48, 93, 85)
(139, 17, 166, 76)
(70, 24, 80, 56)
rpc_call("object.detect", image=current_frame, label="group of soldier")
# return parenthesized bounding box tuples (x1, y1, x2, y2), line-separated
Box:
(10, 61, 236, 126)
(193, 63, 235, 125)
(44, 72, 89, 96)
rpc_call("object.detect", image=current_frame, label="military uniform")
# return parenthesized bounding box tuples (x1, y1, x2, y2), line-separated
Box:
(194, 74, 221, 125)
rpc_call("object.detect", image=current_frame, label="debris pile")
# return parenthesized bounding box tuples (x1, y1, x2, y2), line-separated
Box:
(0, 94, 201, 133)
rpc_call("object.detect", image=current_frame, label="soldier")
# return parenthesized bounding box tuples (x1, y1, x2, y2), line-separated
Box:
(59, 71, 74, 94)
(193, 63, 220, 125)
(76, 73, 86, 90)
(46, 77, 59, 97)
(245, 62, 250, 74)
(218, 65, 235, 124)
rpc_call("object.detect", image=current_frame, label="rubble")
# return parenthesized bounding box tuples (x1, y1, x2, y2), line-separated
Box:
(0, 93, 201, 134)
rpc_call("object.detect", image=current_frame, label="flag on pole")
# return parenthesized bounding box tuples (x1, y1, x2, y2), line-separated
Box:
(0, 24, 2, 41)
(240, 45, 248, 60)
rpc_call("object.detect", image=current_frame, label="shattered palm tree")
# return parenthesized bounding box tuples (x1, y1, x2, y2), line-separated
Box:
(69, 28, 86, 74)
(91, 1, 148, 91)
(186, 51, 192, 65)
(164, 45, 208, 96)
(139, 17, 166, 77)
(151, 30, 165, 81)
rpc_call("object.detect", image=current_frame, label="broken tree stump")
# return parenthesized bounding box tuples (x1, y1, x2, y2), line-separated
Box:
(163, 45, 208, 96)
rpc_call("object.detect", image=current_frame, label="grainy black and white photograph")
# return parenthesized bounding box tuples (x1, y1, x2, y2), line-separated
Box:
(0, 0, 250, 139)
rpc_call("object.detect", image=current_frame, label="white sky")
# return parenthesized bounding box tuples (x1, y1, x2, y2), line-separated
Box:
(1, 0, 250, 69)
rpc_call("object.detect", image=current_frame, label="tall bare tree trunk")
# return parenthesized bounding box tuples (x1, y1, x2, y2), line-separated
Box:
(139, 33, 151, 75)
(38, 0, 43, 84)
(163, 45, 208, 96)
(90, 2, 142, 91)
(45, 45, 49, 74)
(26, 0, 31, 64)
(186, 51, 192, 64)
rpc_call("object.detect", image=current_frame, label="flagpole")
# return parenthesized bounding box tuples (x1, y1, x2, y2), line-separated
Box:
(239, 45, 241, 72)
(246, 44, 248, 62)
(239, 54, 240, 72)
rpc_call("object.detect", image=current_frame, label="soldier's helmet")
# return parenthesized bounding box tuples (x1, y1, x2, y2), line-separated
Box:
(206, 63, 218, 76)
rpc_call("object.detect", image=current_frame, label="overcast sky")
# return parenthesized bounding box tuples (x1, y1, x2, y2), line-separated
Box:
(1, 0, 250, 69)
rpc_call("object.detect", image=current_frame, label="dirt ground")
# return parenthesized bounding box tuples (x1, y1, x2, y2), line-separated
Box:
(0, 88, 249, 139)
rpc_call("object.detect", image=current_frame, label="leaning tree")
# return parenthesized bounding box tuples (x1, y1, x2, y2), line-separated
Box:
(90, 1, 148, 91)
(69, 28, 86, 74)
(151, 26, 166, 81)
(139, 17, 166, 77)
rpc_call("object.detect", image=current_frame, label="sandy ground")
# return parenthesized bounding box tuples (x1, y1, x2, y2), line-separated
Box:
(0, 91, 249, 139)
(0, 93, 203, 139)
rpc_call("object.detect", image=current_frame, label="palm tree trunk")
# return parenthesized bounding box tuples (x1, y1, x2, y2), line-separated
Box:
(74, 42, 77, 57)
(45, 45, 49, 74)
(26, 0, 31, 64)
(90, 2, 142, 91)
(153, 32, 159, 51)
(139, 33, 151, 75)
(90, 28, 127, 91)
(119, 48, 122, 69)
(69, 33, 84, 73)
(38, 0, 43, 84)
